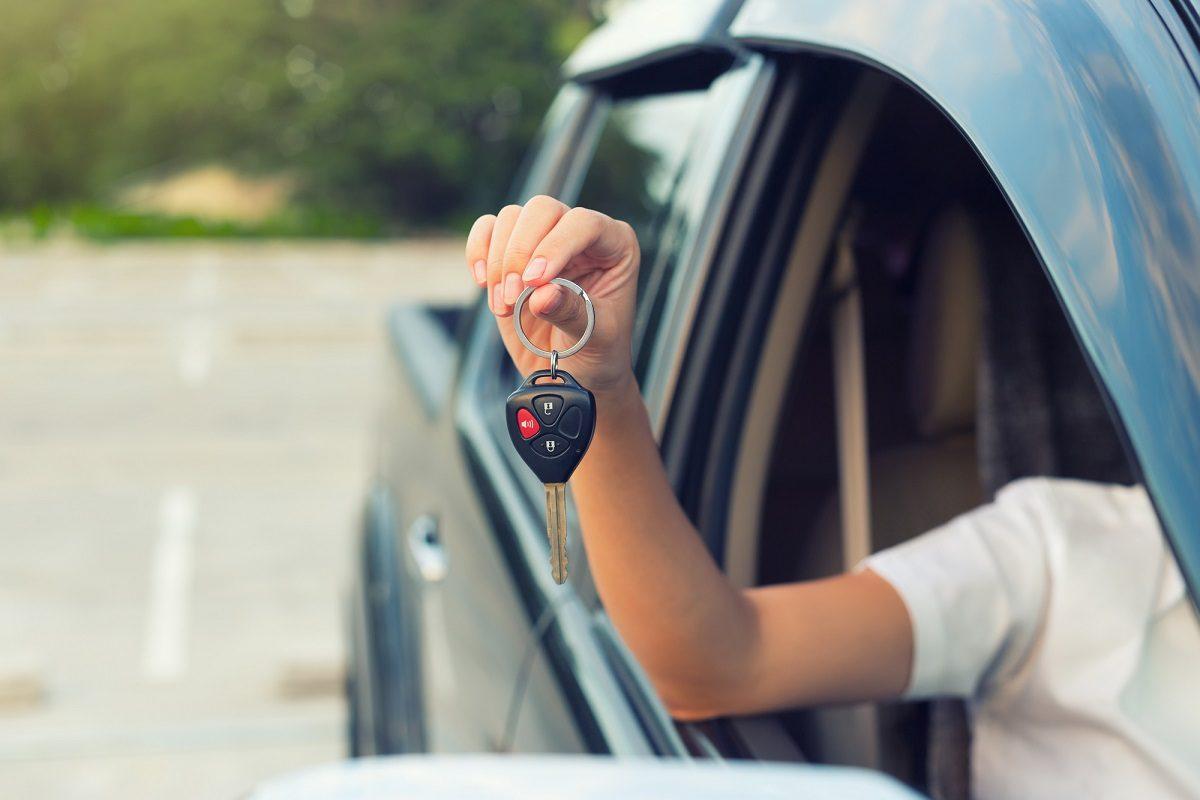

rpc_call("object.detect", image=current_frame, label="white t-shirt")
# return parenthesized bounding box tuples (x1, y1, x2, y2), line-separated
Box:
(866, 478, 1200, 800)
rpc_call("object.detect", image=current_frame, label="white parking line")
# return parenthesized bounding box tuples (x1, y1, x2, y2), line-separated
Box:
(177, 317, 215, 385)
(142, 486, 197, 682)
(177, 263, 218, 386)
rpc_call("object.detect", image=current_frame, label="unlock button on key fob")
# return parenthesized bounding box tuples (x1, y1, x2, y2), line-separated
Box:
(533, 434, 568, 459)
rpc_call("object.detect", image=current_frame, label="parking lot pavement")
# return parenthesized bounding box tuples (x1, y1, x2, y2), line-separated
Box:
(0, 239, 473, 798)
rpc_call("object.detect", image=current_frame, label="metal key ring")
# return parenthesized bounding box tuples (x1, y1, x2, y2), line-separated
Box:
(512, 277, 595, 360)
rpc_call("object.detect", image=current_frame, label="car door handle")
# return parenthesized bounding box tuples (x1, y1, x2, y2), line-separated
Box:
(406, 514, 448, 583)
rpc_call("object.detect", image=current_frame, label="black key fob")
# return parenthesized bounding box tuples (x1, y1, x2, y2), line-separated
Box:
(506, 369, 596, 484)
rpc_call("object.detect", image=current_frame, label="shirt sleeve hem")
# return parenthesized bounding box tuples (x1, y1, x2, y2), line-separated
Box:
(863, 552, 950, 699)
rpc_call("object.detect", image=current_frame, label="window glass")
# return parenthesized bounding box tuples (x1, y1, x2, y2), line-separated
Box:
(496, 87, 711, 393)
(574, 90, 709, 311)
(492, 84, 592, 393)
(510, 84, 589, 204)
(478, 62, 764, 491)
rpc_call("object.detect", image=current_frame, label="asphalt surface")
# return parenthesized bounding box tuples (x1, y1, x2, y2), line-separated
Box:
(0, 239, 471, 798)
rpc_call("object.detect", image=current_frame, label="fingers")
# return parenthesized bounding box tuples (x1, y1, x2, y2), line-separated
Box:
(472, 199, 634, 319)
(465, 214, 495, 287)
(527, 283, 589, 340)
(501, 195, 567, 307)
(524, 208, 634, 287)
(486, 205, 522, 315)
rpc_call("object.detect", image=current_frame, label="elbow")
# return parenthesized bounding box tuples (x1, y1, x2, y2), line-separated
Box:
(667, 705, 718, 723)
(653, 591, 765, 722)
(652, 671, 744, 724)
(658, 685, 726, 722)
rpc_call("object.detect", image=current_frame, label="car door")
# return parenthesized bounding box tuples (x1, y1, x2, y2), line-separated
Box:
(370, 85, 597, 756)
(448, 55, 778, 756)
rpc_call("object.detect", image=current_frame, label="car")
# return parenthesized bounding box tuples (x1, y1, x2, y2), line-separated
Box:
(345, 0, 1200, 796)
(251, 754, 920, 799)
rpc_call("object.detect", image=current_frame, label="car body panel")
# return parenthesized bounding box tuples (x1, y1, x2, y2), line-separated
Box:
(385, 304, 460, 420)
(251, 755, 923, 800)
(1148, 0, 1200, 84)
(731, 0, 1200, 599)
(454, 309, 660, 756)
(1172, 0, 1200, 35)
(367, 299, 585, 754)
(351, 483, 425, 754)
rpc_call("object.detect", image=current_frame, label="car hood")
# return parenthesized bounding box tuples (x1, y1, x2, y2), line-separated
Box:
(248, 755, 923, 799)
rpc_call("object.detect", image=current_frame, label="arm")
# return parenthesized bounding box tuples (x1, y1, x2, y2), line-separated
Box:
(573, 379, 913, 717)
(466, 198, 914, 719)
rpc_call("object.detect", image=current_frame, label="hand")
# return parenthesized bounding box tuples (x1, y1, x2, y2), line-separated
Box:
(465, 196, 640, 394)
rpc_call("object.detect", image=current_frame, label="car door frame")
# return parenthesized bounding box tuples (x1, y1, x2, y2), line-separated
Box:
(728, 0, 1200, 606)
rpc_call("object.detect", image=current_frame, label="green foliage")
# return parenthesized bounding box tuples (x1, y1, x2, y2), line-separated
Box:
(0, 0, 593, 234)
(7, 205, 387, 240)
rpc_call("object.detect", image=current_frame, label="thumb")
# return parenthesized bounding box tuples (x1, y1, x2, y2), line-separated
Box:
(528, 283, 589, 341)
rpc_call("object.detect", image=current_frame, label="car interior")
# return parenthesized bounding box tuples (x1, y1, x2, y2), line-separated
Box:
(713, 61, 1138, 799)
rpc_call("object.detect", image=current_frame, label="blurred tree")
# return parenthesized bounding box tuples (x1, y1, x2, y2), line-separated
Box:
(0, 0, 594, 230)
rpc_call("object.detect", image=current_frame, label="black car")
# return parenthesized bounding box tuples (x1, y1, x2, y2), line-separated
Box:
(346, 0, 1200, 796)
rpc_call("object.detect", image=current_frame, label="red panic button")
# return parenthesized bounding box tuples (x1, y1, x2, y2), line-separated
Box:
(516, 408, 540, 440)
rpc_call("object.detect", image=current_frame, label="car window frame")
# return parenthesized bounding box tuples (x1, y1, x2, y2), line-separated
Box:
(650, 59, 901, 763)
(632, 58, 776, 434)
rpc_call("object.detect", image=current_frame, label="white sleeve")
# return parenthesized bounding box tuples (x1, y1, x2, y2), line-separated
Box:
(863, 480, 1052, 699)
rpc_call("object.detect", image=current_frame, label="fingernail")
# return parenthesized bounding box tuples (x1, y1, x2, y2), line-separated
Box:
(522, 257, 547, 282)
(491, 283, 504, 313)
(473, 260, 486, 285)
(503, 273, 521, 305)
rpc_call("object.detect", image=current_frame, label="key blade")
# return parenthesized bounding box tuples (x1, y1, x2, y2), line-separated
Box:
(545, 483, 568, 584)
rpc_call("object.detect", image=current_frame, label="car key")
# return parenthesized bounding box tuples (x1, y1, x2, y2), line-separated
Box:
(506, 369, 596, 583)
(506, 278, 597, 585)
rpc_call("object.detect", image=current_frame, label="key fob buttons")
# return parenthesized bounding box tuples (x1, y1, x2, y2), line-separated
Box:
(557, 406, 583, 439)
(506, 369, 596, 485)
(515, 408, 540, 439)
(533, 434, 568, 459)
(533, 394, 563, 425)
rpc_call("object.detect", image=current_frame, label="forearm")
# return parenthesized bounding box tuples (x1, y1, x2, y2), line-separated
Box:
(571, 377, 756, 717)
(571, 378, 913, 718)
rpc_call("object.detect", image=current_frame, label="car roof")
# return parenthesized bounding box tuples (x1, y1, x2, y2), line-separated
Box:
(568, 0, 1200, 88)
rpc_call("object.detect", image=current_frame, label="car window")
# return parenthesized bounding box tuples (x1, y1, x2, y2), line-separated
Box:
(481, 58, 769, 466)
(495, 84, 715, 393)
(511, 83, 591, 205)
(492, 84, 596, 393)
(570, 65, 767, 389)
(574, 91, 708, 316)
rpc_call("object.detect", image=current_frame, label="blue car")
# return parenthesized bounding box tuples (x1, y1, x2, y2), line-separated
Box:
(346, 0, 1200, 796)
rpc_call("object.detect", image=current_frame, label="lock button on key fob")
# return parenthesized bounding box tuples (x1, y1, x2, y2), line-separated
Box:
(533, 394, 563, 425)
